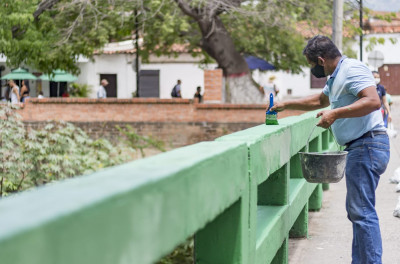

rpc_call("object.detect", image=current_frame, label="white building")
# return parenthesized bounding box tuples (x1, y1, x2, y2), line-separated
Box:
(78, 40, 217, 99)
(1, 13, 399, 100)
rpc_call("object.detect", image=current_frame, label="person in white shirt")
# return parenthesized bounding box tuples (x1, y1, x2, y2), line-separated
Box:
(97, 79, 108, 98)
(8, 80, 20, 104)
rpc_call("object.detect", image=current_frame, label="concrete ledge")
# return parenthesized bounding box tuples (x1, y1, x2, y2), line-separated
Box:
(26, 98, 193, 104)
(0, 141, 248, 264)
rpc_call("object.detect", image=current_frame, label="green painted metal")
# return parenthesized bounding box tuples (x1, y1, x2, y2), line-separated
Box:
(0, 142, 247, 264)
(309, 184, 323, 211)
(271, 236, 289, 264)
(258, 164, 288, 206)
(290, 203, 309, 238)
(215, 109, 335, 264)
(0, 109, 337, 264)
(255, 205, 289, 264)
(195, 194, 250, 263)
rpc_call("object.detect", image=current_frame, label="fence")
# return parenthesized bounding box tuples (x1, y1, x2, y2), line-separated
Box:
(0, 110, 338, 264)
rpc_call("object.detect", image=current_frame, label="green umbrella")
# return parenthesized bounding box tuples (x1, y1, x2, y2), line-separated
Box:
(39, 70, 78, 97)
(39, 70, 78, 82)
(0, 68, 37, 80)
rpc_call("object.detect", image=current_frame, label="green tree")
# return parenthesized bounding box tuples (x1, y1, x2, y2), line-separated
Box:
(0, 0, 342, 102)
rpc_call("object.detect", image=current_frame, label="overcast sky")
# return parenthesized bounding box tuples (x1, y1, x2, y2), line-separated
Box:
(363, 0, 400, 12)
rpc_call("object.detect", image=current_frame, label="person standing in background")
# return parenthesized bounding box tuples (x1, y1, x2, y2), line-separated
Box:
(20, 80, 30, 103)
(8, 80, 20, 104)
(262, 75, 279, 101)
(373, 71, 391, 127)
(97, 79, 108, 98)
(194, 86, 203, 103)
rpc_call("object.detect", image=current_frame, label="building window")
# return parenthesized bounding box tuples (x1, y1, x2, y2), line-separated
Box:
(310, 72, 327, 89)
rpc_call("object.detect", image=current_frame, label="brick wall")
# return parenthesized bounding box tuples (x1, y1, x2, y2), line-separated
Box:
(24, 121, 258, 147)
(204, 69, 223, 103)
(19, 98, 304, 147)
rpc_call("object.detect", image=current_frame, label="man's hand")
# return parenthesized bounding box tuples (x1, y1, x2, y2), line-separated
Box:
(316, 109, 337, 128)
(388, 113, 392, 123)
(269, 101, 285, 112)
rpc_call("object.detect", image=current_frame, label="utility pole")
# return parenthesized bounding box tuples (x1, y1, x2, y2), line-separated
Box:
(135, 9, 140, 97)
(332, 0, 344, 51)
(359, 0, 363, 61)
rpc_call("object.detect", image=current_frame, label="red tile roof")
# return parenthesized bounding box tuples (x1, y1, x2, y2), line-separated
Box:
(94, 41, 200, 55)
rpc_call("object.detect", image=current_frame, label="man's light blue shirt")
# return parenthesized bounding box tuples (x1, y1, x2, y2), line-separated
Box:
(322, 57, 385, 145)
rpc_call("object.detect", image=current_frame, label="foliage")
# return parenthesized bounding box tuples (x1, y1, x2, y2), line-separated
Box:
(0, 103, 185, 262)
(1, 0, 397, 85)
(0, 0, 131, 74)
(116, 125, 166, 157)
(132, 0, 335, 73)
(344, 5, 398, 54)
(0, 104, 27, 195)
(0, 0, 335, 75)
(157, 238, 194, 264)
(69, 83, 91, 97)
(0, 103, 133, 196)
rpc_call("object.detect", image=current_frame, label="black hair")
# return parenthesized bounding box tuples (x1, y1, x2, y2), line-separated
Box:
(303, 35, 341, 63)
(24, 80, 30, 92)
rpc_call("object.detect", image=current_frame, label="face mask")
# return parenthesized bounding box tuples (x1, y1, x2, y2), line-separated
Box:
(375, 78, 380, 85)
(311, 64, 326, 78)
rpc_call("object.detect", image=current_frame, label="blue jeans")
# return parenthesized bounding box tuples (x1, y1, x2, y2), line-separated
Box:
(344, 133, 390, 264)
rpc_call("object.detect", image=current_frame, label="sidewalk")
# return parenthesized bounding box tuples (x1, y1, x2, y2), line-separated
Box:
(288, 96, 400, 264)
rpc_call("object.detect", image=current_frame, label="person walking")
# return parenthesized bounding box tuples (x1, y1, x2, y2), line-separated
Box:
(97, 79, 108, 98)
(372, 71, 392, 128)
(271, 35, 389, 264)
(171, 80, 182, 98)
(8, 80, 20, 104)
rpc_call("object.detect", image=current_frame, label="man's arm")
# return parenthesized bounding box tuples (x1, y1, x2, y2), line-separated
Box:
(270, 92, 329, 112)
(382, 95, 392, 123)
(316, 86, 380, 128)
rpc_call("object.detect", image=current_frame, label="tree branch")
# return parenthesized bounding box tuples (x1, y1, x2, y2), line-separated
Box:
(33, 0, 61, 21)
(174, 0, 199, 20)
(12, 0, 61, 38)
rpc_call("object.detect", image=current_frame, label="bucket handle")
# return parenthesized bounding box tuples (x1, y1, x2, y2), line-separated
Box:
(305, 125, 340, 152)
(328, 126, 341, 150)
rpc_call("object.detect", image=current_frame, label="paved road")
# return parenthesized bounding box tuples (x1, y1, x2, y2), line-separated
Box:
(288, 96, 400, 264)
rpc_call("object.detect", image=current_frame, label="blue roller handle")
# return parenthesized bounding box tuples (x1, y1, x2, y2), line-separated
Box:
(267, 93, 276, 114)
(269, 93, 274, 109)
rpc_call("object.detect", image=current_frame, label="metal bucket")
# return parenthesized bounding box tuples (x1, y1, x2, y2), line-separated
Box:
(299, 151, 348, 183)
(299, 125, 347, 183)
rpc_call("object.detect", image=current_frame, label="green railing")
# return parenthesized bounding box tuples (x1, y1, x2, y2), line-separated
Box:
(0, 110, 338, 264)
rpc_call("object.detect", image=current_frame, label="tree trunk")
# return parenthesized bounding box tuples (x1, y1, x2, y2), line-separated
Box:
(225, 74, 265, 104)
(198, 17, 264, 104)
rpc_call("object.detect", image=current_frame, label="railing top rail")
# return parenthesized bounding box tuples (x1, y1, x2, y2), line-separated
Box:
(0, 109, 329, 264)
(0, 141, 247, 264)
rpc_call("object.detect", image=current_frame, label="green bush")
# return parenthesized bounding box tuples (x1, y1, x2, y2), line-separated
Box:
(0, 103, 132, 196)
(0, 103, 190, 263)
(116, 124, 166, 157)
(69, 83, 92, 97)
